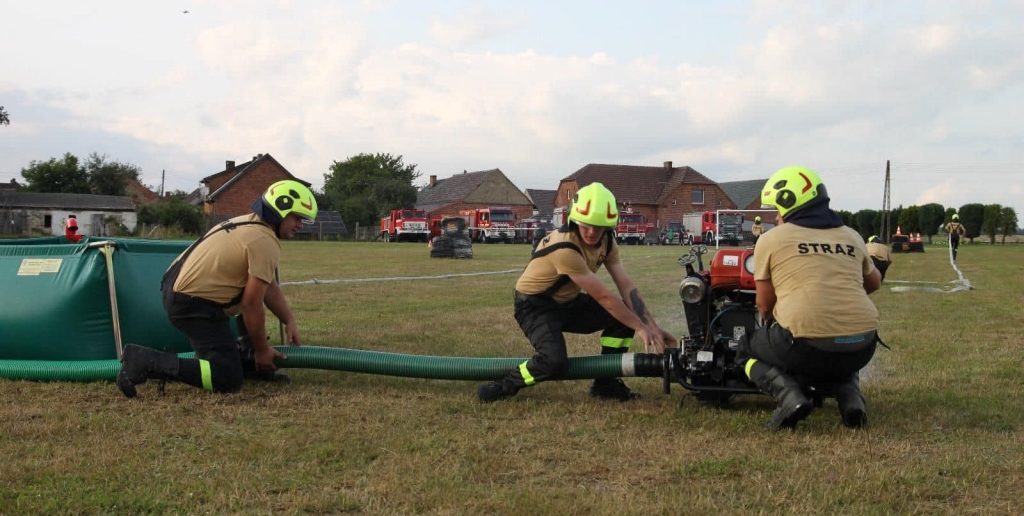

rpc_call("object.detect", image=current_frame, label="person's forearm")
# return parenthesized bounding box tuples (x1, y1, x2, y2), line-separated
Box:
(241, 301, 269, 350)
(263, 281, 296, 325)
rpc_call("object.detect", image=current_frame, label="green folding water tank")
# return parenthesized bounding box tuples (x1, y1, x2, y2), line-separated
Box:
(0, 236, 195, 360)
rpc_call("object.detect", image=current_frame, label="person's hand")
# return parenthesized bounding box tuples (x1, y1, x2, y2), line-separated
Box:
(284, 322, 302, 346)
(255, 345, 286, 371)
(659, 328, 678, 350)
(637, 325, 668, 354)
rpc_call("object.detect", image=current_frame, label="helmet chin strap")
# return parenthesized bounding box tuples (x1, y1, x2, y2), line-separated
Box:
(251, 198, 284, 237)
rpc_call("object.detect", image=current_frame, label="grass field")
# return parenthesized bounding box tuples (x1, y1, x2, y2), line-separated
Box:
(2, 240, 1023, 514)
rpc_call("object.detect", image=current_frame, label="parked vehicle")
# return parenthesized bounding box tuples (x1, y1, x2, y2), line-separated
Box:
(460, 207, 517, 243)
(659, 222, 692, 245)
(681, 211, 744, 246)
(615, 210, 654, 245)
(380, 209, 430, 242)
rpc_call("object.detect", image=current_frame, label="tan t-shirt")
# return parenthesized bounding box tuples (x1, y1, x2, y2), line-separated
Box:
(515, 229, 620, 304)
(751, 223, 764, 236)
(866, 241, 891, 262)
(754, 223, 878, 338)
(172, 214, 280, 309)
(945, 221, 965, 236)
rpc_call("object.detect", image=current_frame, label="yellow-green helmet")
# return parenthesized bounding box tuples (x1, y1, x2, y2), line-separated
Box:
(868, 235, 878, 243)
(761, 165, 827, 217)
(754, 216, 762, 223)
(263, 179, 318, 222)
(952, 213, 959, 221)
(568, 182, 618, 228)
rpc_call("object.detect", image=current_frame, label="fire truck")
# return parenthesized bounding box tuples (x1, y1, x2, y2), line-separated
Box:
(460, 207, 518, 243)
(380, 209, 430, 242)
(681, 211, 744, 246)
(615, 210, 654, 245)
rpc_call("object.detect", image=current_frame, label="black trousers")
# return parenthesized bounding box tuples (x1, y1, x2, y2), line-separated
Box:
(501, 291, 634, 392)
(871, 257, 890, 281)
(162, 277, 244, 393)
(738, 322, 876, 384)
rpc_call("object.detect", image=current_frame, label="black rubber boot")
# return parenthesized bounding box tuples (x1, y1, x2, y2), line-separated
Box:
(748, 361, 813, 430)
(116, 344, 181, 398)
(589, 378, 640, 401)
(477, 381, 516, 403)
(834, 375, 867, 428)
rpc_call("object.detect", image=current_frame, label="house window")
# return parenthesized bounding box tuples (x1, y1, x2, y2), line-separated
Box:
(691, 189, 704, 205)
(44, 215, 52, 228)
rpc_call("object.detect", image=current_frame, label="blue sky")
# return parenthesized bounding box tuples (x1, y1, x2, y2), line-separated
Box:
(2, 0, 1022, 216)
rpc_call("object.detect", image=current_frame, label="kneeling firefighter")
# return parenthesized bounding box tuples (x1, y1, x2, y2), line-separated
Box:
(477, 182, 676, 403)
(116, 180, 317, 398)
(738, 166, 882, 429)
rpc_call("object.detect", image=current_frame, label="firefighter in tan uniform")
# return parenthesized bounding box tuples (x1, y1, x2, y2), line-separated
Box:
(866, 235, 892, 281)
(750, 216, 764, 245)
(477, 182, 676, 402)
(945, 214, 966, 260)
(116, 180, 317, 398)
(738, 166, 881, 429)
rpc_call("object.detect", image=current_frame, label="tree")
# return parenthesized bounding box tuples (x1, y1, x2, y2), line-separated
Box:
(322, 153, 420, 228)
(852, 209, 878, 239)
(85, 153, 141, 196)
(981, 204, 1003, 244)
(137, 198, 204, 234)
(836, 209, 853, 228)
(918, 203, 945, 243)
(0, 105, 9, 125)
(21, 153, 90, 193)
(898, 205, 921, 234)
(958, 203, 985, 242)
(999, 207, 1018, 244)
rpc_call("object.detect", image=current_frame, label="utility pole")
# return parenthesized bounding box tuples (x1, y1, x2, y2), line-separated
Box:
(880, 160, 891, 242)
(160, 169, 166, 197)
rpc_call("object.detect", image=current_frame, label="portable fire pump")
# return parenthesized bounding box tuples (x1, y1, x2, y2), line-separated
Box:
(660, 244, 761, 402)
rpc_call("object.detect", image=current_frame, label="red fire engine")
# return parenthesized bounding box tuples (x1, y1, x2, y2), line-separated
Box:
(459, 207, 517, 243)
(380, 209, 430, 242)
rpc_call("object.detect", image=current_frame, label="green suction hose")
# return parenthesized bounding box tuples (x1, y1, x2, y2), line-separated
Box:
(0, 345, 664, 383)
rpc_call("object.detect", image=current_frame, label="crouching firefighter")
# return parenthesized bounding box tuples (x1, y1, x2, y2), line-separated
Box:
(738, 166, 882, 429)
(477, 182, 676, 403)
(116, 180, 317, 398)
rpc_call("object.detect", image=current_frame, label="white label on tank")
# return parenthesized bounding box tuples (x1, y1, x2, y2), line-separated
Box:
(723, 255, 739, 266)
(696, 351, 714, 362)
(17, 258, 63, 276)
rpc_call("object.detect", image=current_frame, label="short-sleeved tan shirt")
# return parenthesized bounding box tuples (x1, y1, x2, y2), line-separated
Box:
(515, 229, 620, 304)
(866, 241, 891, 262)
(754, 223, 878, 338)
(172, 214, 280, 309)
(945, 222, 965, 236)
(751, 223, 764, 236)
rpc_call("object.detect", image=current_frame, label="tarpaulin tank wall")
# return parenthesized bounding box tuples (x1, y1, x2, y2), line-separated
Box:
(0, 236, 194, 360)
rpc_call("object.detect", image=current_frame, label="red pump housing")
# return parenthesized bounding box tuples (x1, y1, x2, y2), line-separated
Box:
(709, 248, 756, 291)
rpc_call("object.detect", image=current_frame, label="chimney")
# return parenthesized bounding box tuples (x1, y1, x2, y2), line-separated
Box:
(429, 175, 437, 187)
(663, 161, 673, 169)
(226, 160, 235, 172)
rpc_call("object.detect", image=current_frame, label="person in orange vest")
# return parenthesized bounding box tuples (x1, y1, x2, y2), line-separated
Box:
(64, 214, 82, 243)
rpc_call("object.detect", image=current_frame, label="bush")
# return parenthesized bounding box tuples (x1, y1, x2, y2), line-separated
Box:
(137, 199, 204, 235)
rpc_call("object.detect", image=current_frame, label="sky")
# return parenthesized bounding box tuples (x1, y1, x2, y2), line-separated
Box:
(2, 0, 1023, 216)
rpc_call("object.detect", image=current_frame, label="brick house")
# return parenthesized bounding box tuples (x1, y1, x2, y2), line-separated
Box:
(416, 169, 534, 221)
(199, 154, 310, 223)
(719, 178, 778, 225)
(525, 189, 557, 220)
(556, 161, 735, 228)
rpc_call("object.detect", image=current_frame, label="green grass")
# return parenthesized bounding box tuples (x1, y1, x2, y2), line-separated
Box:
(2, 241, 1023, 514)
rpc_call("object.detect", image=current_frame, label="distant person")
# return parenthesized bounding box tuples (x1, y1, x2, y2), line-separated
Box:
(477, 183, 676, 403)
(944, 214, 966, 260)
(64, 214, 82, 243)
(750, 216, 764, 245)
(116, 180, 317, 398)
(865, 235, 892, 282)
(740, 166, 881, 430)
